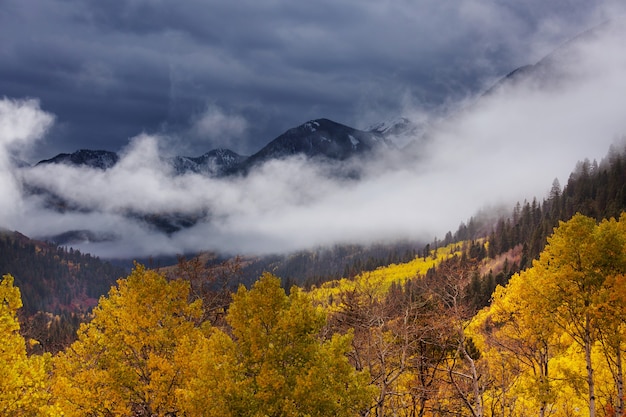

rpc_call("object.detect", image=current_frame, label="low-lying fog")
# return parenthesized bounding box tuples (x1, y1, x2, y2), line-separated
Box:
(2, 22, 626, 259)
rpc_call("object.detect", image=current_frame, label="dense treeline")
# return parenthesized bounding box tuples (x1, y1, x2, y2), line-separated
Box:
(0, 230, 124, 314)
(488, 143, 626, 265)
(1, 266, 373, 416)
(437, 142, 626, 309)
(0, 230, 125, 352)
(236, 241, 421, 290)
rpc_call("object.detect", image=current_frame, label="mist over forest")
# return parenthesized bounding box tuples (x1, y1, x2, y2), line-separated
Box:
(5, 2, 626, 416)
(1, 20, 625, 260)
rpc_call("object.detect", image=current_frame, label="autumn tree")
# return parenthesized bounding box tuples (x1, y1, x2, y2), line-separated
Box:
(184, 272, 373, 417)
(477, 214, 626, 417)
(53, 264, 206, 417)
(385, 277, 458, 417)
(588, 215, 626, 416)
(434, 264, 488, 417)
(595, 270, 626, 417)
(327, 276, 397, 417)
(328, 274, 456, 417)
(170, 254, 243, 326)
(529, 214, 626, 417)
(473, 266, 562, 417)
(173, 326, 236, 417)
(0, 274, 57, 416)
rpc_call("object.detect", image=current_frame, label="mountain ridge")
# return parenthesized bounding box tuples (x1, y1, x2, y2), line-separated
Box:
(234, 118, 391, 174)
(169, 148, 247, 176)
(37, 149, 119, 170)
(32, 118, 400, 177)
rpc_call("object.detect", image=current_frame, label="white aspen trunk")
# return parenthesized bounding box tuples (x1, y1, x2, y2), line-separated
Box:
(465, 351, 484, 417)
(585, 316, 596, 417)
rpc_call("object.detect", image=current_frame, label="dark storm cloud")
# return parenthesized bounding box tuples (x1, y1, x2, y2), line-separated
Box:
(3, 17, 626, 259)
(1, 0, 621, 160)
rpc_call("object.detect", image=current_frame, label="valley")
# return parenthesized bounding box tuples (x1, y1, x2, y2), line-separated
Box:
(1, 10, 626, 416)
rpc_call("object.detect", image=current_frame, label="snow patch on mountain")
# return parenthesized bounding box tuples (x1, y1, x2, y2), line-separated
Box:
(368, 116, 425, 148)
(304, 120, 320, 132)
(169, 148, 247, 176)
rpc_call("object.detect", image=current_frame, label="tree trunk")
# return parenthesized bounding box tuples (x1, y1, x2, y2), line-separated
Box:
(538, 345, 550, 417)
(376, 385, 386, 417)
(616, 344, 624, 417)
(465, 351, 484, 417)
(585, 316, 596, 417)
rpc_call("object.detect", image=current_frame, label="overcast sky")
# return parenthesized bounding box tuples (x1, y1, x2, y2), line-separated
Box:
(2, 1, 626, 259)
(1, 0, 623, 161)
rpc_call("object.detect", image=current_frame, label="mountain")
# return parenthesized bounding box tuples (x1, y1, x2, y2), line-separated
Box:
(169, 148, 248, 176)
(26, 117, 395, 241)
(0, 228, 126, 352)
(37, 149, 119, 170)
(235, 118, 391, 174)
(486, 20, 620, 96)
(34, 148, 248, 176)
(33, 118, 391, 177)
(367, 116, 426, 149)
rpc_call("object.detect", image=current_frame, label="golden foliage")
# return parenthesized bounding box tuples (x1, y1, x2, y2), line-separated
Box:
(52, 264, 206, 416)
(309, 243, 462, 308)
(0, 274, 58, 416)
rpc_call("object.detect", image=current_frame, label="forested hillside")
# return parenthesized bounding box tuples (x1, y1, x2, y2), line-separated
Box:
(0, 230, 125, 352)
(444, 141, 626, 308)
(265, 142, 626, 315)
(237, 241, 421, 289)
(0, 230, 124, 313)
(488, 145, 626, 268)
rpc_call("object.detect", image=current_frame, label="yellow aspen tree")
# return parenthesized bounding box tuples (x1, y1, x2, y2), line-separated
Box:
(474, 266, 561, 417)
(530, 214, 626, 417)
(175, 327, 237, 417)
(53, 264, 206, 417)
(0, 274, 58, 416)
(221, 272, 373, 417)
(599, 272, 626, 416)
(591, 214, 626, 416)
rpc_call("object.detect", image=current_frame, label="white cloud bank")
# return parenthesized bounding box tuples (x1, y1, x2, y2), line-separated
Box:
(3, 22, 626, 259)
(0, 98, 54, 224)
(189, 105, 248, 149)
